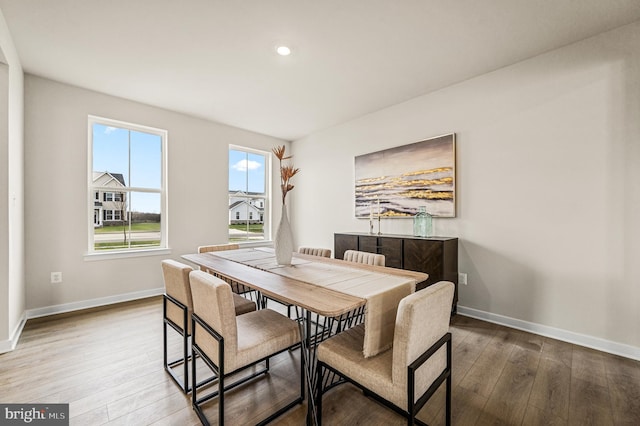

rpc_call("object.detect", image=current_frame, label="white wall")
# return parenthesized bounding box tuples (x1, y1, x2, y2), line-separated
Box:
(0, 59, 8, 344)
(0, 8, 24, 352)
(24, 75, 285, 312)
(292, 21, 640, 355)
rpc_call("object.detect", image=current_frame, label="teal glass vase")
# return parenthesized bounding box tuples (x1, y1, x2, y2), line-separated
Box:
(413, 206, 432, 237)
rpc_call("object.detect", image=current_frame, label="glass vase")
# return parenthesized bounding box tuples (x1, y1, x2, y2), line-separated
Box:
(413, 206, 432, 237)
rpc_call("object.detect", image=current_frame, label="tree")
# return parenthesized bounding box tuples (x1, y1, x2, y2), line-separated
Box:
(112, 191, 128, 246)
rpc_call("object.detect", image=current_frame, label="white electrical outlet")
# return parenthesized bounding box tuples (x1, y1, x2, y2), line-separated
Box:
(51, 272, 62, 284)
(459, 273, 468, 285)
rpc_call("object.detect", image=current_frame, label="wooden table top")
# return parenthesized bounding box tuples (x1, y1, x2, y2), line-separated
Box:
(182, 252, 367, 317)
(183, 248, 428, 316)
(295, 251, 429, 283)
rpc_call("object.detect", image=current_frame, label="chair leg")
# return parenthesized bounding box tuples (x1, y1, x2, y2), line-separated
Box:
(219, 369, 225, 426)
(164, 295, 193, 393)
(183, 331, 189, 392)
(446, 336, 452, 426)
(192, 343, 208, 425)
(162, 298, 170, 380)
(191, 349, 198, 413)
(445, 369, 452, 426)
(301, 344, 305, 403)
(316, 362, 323, 426)
(164, 321, 189, 393)
(191, 346, 196, 407)
(408, 399, 414, 425)
(163, 319, 168, 372)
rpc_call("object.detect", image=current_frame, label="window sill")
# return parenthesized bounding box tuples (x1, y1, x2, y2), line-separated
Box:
(84, 247, 172, 261)
(236, 240, 274, 249)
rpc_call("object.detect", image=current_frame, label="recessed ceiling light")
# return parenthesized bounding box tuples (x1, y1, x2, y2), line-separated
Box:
(276, 45, 291, 56)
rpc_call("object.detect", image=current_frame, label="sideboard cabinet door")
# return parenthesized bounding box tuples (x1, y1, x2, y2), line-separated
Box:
(358, 235, 378, 255)
(377, 237, 403, 268)
(403, 239, 444, 287)
(334, 234, 358, 260)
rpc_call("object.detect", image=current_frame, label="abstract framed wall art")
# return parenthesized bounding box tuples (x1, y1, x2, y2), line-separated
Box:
(355, 133, 456, 218)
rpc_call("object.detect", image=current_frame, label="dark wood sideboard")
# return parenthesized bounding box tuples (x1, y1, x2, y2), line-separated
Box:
(334, 232, 458, 313)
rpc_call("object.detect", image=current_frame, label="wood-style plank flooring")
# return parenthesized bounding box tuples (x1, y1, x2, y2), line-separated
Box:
(1, 296, 638, 425)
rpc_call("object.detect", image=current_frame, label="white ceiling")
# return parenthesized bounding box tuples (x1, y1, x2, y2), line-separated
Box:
(2, 1, 640, 141)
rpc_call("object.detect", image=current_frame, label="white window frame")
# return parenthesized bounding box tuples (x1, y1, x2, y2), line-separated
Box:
(86, 116, 169, 259)
(229, 144, 271, 244)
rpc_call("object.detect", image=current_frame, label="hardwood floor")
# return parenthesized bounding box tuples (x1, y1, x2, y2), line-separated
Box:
(1, 297, 638, 425)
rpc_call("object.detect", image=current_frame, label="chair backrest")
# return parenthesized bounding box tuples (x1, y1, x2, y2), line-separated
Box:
(197, 243, 254, 294)
(392, 281, 454, 390)
(189, 270, 238, 365)
(298, 247, 331, 258)
(161, 260, 194, 332)
(343, 250, 385, 266)
(198, 243, 240, 253)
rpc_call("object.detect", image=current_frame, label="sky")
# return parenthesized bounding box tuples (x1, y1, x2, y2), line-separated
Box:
(228, 149, 266, 194)
(92, 123, 162, 213)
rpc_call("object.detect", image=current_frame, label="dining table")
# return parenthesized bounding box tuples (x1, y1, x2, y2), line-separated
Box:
(182, 247, 428, 425)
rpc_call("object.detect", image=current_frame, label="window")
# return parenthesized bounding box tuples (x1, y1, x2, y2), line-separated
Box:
(89, 116, 167, 253)
(229, 146, 270, 242)
(104, 192, 123, 202)
(103, 209, 123, 221)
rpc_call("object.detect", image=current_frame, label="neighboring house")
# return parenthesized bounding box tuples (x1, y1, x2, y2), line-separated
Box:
(229, 191, 264, 224)
(93, 171, 127, 227)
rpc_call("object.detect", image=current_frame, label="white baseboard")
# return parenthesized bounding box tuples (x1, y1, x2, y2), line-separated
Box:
(457, 305, 640, 361)
(0, 312, 27, 354)
(1, 288, 163, 354)
(26, 287, 164, 319)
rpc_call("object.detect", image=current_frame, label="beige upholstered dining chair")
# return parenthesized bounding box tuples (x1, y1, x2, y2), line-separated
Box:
(161, 259, 256, 393)
(197, 243, 240, 253)
(197, 243, 258, 314)
(315, 281, 454, 425)
(189, 270, 303, 425)
(161, 259, 206, 393)
(343, 249, 386, 266)
(298, 246, 332, 258)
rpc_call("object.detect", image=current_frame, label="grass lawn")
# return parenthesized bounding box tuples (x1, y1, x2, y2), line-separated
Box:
(229, 224, 264, 233)
(95, 222, 160, 233)
(95, 241, 160, 250)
